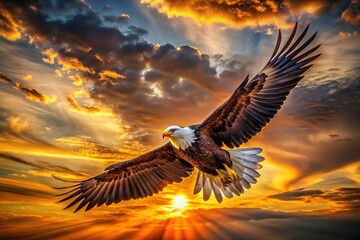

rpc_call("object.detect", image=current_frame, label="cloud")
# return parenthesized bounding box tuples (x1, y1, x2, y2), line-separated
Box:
(341, 0, 360, 24)
(128, 25, 148, 37)
(284, 0, 344, 15)
(0, 0, 224, 132)
(141, 0, 345, 29)
(14, 82, 56, 104)
(58, 56, 96, 74)
(6, 115, 30, 133)
(339, 31, 358, 39)
(0, 72, 56, 104)
(68, 74, 83, 86)
(0, 153, 39, 168)
(253, 74, 360, 186)
(268, 188, 324, 201)
(0, 7, 22, 40)
(0, 177, 53, 199)
(22, 74, 32, 81)
(0, 0, 229, 139)
(56, 135, 131, 160)
(0, 153, 90, 179)
(98, 69, 125, 81)
(66, 95, 113, 116)
(268, 187, 360, 210)
(0, 111, 56, 147)
(141, 0, 289, 28)
(103, 14, 130, 25)
(1, 207, 358, 239)
(0, 72, 13, 83)
(42, 48, 58, 64)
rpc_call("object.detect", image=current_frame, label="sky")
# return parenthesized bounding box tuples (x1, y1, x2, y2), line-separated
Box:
(0, 0, 359, 239)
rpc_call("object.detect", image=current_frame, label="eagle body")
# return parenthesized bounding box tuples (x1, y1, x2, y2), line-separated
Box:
(171, 125, 232, 176)
(55, 23, 321, 212)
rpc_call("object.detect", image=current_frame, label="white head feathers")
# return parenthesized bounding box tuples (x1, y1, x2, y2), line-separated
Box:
(164, 126, 197, 150)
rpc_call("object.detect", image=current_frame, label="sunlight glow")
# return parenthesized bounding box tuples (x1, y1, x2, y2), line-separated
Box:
(173, 195, 187, 209)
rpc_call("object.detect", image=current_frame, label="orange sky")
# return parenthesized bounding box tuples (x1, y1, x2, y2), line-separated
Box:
(0, 0, 359, 239)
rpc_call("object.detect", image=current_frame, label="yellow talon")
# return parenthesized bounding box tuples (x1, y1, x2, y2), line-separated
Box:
(223, 164, 238, 181)
(215, 169, 231, 185)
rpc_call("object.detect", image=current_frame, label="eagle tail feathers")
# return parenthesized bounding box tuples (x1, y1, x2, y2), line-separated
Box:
(193, 148, 264, 203)
(229, 147, 264, 181)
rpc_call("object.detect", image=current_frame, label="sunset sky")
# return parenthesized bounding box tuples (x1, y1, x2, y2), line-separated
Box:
(0, 0, 359, 239)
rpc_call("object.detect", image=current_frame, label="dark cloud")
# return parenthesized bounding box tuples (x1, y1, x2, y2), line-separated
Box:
(268, 187, 360, 210)
(176, 208, 360, 240)
(0, 72, 56, 104)
(0, 72, 12, 83)
(255, 75, 360, 185)
(14, 82, 56, 104)
(342, 0, 360, 24)
(324, 188, 360, 203)
(128, 25, 148, 36)
(0, 153, 89, 178)
(0, 153, 39, 168)
(0, 0, 231, 142)
(148, 44, 221, 92)
(103, 14, 130, 25)
(268, 188, 324, 201)
(0, 178, 52, 199)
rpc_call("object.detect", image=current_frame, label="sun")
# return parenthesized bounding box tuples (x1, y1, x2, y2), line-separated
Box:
(173, 195, 187, 209)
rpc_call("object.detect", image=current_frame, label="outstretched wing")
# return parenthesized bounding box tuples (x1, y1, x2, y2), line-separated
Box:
(199, 23, 321, 148)
(55, 143, 193, 212)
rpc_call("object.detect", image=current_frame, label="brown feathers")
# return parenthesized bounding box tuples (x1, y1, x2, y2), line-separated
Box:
(199, 23, 320, 148)
(57, 143, 193, 212)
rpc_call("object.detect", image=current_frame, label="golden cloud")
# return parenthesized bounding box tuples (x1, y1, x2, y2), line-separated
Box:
(14, 82, 57, 104)
(142, 0, 344, 28)
(0, 7, 22, 41)
(22, 74, 32, 81)
(58, 56, 95, 74)
(42, 48, 95, 75)
(41, 48, 58, 64)
(0, 177, 54, 200)
(99, 69, 125, 80)
(141, 0, 292, 28)
(284, 0, 332, 15)
(66, 95, 113, 116)
(54, 69, 63, 77)
(56, 135, 126, 160)
(69, 74, 83, 86)
(27, 169, 89, 180)
(6, 115, 30, 133)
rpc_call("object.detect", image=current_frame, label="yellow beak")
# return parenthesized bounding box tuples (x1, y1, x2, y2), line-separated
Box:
(162, 130, 171, 139)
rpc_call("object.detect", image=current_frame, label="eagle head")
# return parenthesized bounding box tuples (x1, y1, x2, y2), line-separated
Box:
(162, 126, 196, 150)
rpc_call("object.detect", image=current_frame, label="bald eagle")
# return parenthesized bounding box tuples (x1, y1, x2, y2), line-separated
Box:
(55, 23, 320, 212)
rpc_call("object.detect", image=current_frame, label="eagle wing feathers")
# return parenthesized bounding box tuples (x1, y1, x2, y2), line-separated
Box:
(56, 143, 193, 212)
(199, 22, 320, 148)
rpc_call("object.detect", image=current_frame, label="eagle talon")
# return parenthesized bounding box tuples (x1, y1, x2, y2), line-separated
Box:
(223, 164, 238, 181)
(215, 169, 232, 186)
